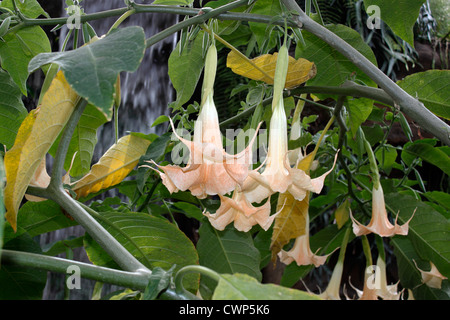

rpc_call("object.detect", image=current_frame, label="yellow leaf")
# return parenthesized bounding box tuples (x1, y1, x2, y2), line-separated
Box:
(73, 134, 150, 199)
(4, 71, 79, 231)
(270, 153, 314, 262)
(335, 198, 350, 229)
(226, 50, 316, 89)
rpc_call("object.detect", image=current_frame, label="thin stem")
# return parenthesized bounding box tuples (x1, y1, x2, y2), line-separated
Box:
(174, 265, 221, 297)
(49, 98, 87, 190)
(107, 9, 136, 34)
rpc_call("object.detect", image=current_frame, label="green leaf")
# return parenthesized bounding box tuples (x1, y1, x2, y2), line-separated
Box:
(168, 32, 205, 109)
(397, 70, 450, 120)
(197, 223, 262, 298)
(346, 97, 373, 137)
(0, 0, 49, 19)
(403, 141, 450, 176)
(84, 211, 199, 293)
(0, 155, 5, 254)
(0, 26, 51, 95)
(212, 273, 321, 300)
(295, 24, 378, 89)
(16, 200, 78, 238)
(363, 0, 426, 46)
(143, 266, 175, 300)
(375, 144, 398, 175)
(385, 193, 450, 279)
(28, 27, 146, 118)
(49, 103, 108, 178)
(248, 0, 282, 49)
(197, 223, 262, 280)
(0, 69, 27, 149)
(0, 227, 47, 299)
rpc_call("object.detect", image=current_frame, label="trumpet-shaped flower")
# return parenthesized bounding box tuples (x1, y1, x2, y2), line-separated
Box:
(242, 99, 337, 204)
(319, 259, 344, 300)
(350, 183, 414, 237)
(203, 188, 278, 232)
(149, 45, 258, 199)
(349, 256, 402, 300)
(278, 233, 334, 267)
(414, 260, 448, 289)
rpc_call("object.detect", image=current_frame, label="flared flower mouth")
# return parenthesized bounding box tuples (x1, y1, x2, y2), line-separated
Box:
(350, 184, 415, 237)
(146, 44, 259, 199)
(203, 187, 280, 232)
(278, 234, 334, 267)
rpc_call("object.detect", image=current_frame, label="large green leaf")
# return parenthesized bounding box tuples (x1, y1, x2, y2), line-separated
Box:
(49, 103, 108, 178)
(168, 32, 205, 109)
(197, 223, 262, 298)
(385, 193, 450, 279)
(397, 70, 450, 120)
(0, 227, 47, 299)
(0, 0, 48, 19)
(403, 141, 450, 176)
(28, 26, 146, 118)
(84, 211, 199, 292)
(212, 273, 321, 300)
(16, 200, 78, 238)
(295, 24, 378, 89)
(0, 26, 51, 95)
(346, 97, 374, 137)
(363, 0, 425, 46)
(0, 69, 27, 150)
(197, 223, 262, 280)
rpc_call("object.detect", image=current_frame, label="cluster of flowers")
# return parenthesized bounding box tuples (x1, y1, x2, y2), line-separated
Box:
(145, 44, 438, 299)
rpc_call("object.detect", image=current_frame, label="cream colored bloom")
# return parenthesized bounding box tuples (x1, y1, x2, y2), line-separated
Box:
(242, 100, 337, 204)
(203, 187, 278, 232)
(149, 45, 258, 199)
(278, 233, 333, 267)
(414, 260, 448, 289)
(350, 184, 414, 237)
(319, 260, 344, 300)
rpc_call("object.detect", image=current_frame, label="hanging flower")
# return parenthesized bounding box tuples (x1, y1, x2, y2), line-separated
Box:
(319, 259, 344, 300)
(203, 187, 279, 232)
(350, 184, 414, 237)
(242, 89, 337, 204)
(148, 44, 258, 199)
(374, 256, 402, 300)
(413, 260, 448, 289)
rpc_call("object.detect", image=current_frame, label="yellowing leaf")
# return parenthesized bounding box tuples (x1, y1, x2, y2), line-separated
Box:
(226, 50, 316, 89)
(270, 154, 314, 262)
(335, 198, 350, 229)
(4, 71, 79, 231)
(73, 134, 150, 199)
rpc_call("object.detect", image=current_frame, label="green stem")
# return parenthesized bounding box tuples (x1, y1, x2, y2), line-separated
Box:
(361, 235, 373, 267)
(49, 98, 87, 190)
(107, 9, 136, 34)
(174, 265, 221, 297)
(0, 249, 193, 299)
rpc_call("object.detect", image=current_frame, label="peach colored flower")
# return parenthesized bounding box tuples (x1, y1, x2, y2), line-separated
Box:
(203, 188, 279, 232)
(242, 99, 337, 204)
(350, 184, 414, 237)
(148, 45, 258, 199)
(278, 233, 334, 267)
(319, 260, 344, 300)
(414, 260, 448, 289)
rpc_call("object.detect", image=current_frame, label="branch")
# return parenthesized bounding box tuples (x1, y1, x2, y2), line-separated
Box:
(0, 249, 194, 300)
(281, 0, 450, 146)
